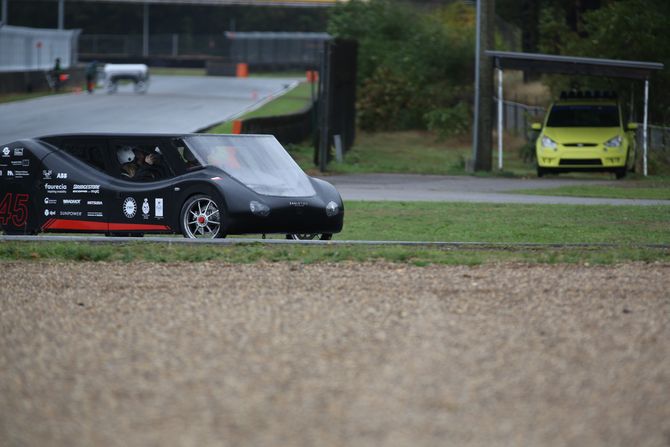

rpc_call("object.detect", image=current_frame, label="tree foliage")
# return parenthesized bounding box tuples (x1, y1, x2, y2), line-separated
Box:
(538, 0, 670, 124)
(328, 0, 475, 132)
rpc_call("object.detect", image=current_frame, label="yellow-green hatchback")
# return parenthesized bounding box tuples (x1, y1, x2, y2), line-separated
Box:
(533, 92, 637, 179)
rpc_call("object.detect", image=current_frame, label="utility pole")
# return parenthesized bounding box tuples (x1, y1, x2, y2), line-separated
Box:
(1, 0, 8, 25)
(471, 0, 495, 172)
(58, 0, 64, 29)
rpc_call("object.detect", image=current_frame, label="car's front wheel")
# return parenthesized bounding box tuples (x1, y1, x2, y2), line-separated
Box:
(180, 195, 225, 239)
(286, 233, 332, 241)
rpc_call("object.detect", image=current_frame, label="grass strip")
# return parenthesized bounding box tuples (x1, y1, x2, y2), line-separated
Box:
(510, 178, 670, 200)
(340, 201, 670, 245)
(0, 241, 667, 265)
(2, 201, 667, 264)
(206, 82, 314, 134)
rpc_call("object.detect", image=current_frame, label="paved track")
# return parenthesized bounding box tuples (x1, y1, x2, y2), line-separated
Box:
(0, 75, 299, 143)
(324, 173, 670, 205)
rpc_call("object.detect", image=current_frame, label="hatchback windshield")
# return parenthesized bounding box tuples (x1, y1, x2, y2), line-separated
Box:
(185, 135, 316, 197)
(546, 104, 620, 127)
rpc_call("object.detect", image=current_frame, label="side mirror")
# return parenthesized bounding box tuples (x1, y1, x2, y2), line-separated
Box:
(627, 123, 638, 131)
(531, 123, 542, 131)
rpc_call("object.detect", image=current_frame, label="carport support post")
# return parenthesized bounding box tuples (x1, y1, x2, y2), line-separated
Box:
(1, 0, 7, 25)
(643, 78, 649, 177)
(497, 66, 503, 170)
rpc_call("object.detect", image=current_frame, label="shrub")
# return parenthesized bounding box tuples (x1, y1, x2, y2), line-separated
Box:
(424, 102, 471, 139)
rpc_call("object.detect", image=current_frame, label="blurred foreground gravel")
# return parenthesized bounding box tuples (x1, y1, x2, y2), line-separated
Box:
(1, 261, 669, 447)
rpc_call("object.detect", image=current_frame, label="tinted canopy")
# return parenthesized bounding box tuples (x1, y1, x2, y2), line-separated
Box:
(185, 134, 316, 197)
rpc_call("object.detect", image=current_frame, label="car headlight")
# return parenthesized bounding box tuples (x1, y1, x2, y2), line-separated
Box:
(325, 201, 339, 217)
(604, 135, 623, 148)
(249, 200, 270, 217)
(541, 136, 558, 149)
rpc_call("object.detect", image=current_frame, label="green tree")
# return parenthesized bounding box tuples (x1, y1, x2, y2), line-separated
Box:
(539, 0, 670, 123)
(328, 0, 475, 132)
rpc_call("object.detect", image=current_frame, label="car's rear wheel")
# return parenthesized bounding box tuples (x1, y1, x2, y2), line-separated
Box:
(286, 233, 332, 240)
(180, 195, 225, 239)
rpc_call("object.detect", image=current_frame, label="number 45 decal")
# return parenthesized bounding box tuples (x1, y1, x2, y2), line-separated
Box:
(0, 193, 29, 227)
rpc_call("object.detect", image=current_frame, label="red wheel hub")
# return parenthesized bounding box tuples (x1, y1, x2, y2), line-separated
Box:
(197, 215, 206, 225)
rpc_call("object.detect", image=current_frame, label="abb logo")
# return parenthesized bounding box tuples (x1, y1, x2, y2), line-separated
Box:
(0, 193, 29, 227)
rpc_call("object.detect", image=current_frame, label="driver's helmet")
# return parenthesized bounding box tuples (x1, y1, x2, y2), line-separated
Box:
(117, 146, 135, 164)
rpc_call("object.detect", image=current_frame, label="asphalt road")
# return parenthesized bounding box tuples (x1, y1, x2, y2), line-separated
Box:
(323, 173, 670, 205)
(0, 75, 299, 144)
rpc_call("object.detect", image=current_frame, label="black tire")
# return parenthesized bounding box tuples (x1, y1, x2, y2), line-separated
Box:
(180, 194, 225, 239)
(615, 168, 627, 180)
(537, 166, 545, 178)
(286, 233, 332, 240)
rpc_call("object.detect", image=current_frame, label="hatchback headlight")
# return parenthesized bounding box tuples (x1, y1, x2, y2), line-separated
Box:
(604, 135, 623, 148)
(541, 136, 558, 149)
(325, 201, 339, 217)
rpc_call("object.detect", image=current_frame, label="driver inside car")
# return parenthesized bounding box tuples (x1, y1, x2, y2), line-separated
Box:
(117, 146, 166, 181)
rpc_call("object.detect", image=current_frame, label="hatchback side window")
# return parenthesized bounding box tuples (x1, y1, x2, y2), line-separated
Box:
(61, 143, 107, 172)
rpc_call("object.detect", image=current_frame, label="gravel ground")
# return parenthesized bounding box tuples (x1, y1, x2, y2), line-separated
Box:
(1, 261, 669, 447)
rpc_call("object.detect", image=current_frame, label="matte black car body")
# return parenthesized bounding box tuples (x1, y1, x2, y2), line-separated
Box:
(0, 133, 344, 238)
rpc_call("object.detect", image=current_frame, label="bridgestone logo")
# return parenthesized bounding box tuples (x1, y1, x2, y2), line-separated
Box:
(73, 184, 100, 190)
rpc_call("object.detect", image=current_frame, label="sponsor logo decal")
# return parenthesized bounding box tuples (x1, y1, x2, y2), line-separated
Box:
(44, 198, 57, 205)
(7, 170, 14, 177)
(11, 159, 30, 167)
(86, 200, 103, 206)
(43, 170, 53, 179)
(56, 172, 68, 179)
(62, 199, 81, 205)
(59, 211, 82, 217)
(45, 183, 67, 193)
(1, 147, 9, 157)
(13, 170, 29, 177)
(142, 198, 150, 219)
(123, 197, 137, 218)
(87, 211, 103, 218)
(14, 148, 23, 157)
(155, 198, 164, 218)
(72, 184, 100, 194)
(289, 201, 308, 207)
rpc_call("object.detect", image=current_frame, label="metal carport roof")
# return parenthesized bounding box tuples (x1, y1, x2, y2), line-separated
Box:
(486, 50, 664, 80)
(483, 51, 665, 176)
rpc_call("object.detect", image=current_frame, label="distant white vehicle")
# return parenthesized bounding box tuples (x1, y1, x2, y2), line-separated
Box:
(103, 64, 150, 94)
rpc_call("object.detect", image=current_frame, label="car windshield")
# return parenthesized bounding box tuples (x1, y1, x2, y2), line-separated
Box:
(184, 135, 316, 197)
(546, 104, 619, 127)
